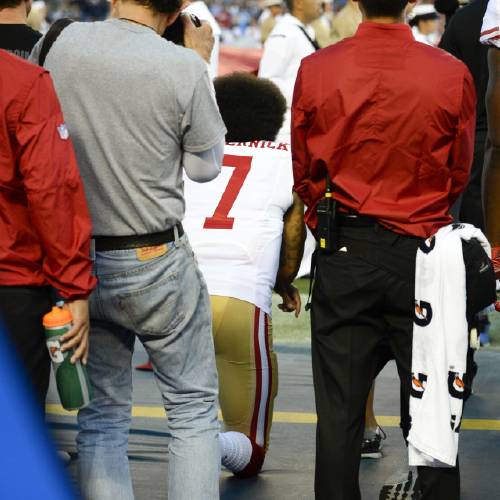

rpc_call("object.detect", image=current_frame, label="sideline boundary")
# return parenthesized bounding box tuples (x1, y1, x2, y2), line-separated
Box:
(46, 405, 500, 431)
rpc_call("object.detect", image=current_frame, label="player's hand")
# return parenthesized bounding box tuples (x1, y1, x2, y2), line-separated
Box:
(275, 284, 301, 318)
(182, 15, 214, 63)
(492, 246, 500, 279)
(60, 300, 90, 365)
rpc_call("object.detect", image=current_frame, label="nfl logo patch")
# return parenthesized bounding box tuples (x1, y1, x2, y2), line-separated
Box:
(57, 123, 69, 140)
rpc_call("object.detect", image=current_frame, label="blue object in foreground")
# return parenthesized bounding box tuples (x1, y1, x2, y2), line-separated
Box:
(0, 320, 76, 500)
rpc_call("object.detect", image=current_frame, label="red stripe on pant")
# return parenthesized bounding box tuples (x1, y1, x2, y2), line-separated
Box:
(250, 307, 263, 443)
(262, 314, 273, 449)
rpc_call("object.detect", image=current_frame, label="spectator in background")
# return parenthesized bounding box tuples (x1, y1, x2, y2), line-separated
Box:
(330, 0, 361, 42)
(259, 0, 284, 44)
(311, 0, 334, 46)
(0, 48, 95, 408)
(312, 0, 334, 46)
(435, 0, 470, 25)
(0, 0, 41, 58)
(27, 0, 47, 32)
(259, 0, 322, 143)
(75, 0, 109, 21)
(408, 4, 440, 46)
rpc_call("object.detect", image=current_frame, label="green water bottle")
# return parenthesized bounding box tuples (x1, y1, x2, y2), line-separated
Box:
(43, 306, 91, 410)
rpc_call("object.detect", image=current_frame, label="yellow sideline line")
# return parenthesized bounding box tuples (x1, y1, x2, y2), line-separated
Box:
(45, 404, 500, 431)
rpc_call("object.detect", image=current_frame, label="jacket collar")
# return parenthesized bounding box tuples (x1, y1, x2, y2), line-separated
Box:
(355, 21, 414, 41)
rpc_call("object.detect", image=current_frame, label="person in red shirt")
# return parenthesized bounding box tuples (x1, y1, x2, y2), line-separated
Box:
(0, 49, 96, 408)
(291, 0, 476, 499)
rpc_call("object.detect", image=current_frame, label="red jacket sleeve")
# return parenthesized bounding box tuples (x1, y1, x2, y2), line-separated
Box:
(291, 63, 312, 209)
(15, 72, 96, 300)
(448, 67, 476, 206)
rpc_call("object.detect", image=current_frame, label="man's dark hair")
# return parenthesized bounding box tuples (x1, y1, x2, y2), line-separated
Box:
(359, 0, 408, 17)
(214, 72, 287, 143)
(131, 0, 182, 15)
(284, 0, 294, 12)
(0, 0, 23, 9)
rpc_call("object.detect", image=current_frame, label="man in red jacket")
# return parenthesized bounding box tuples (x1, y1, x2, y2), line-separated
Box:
(292, 0, 476, 498)
(0, 49, 96, 407)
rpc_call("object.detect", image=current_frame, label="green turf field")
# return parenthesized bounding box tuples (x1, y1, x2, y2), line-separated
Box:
(272, 279, 500, 349)
(271, 278, 311, 345)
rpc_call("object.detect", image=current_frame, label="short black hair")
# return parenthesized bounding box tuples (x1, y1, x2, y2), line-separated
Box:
(359, 0, 408, 17)
(127, 0, 181, 15)
(284, 0, 294, 13)
(0, 0, 23, 8)
(214, 72, 287, 143)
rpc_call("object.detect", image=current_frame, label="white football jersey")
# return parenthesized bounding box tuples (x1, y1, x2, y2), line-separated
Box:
(183, 141, 294, 315)
(481, 0, 500, 47)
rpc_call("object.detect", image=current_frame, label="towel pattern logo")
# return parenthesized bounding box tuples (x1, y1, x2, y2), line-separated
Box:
(448, 371, 466, 400)
(419, 236, 436, 254)
(411, 372, 428, 399)
(414, 300, 433, 327)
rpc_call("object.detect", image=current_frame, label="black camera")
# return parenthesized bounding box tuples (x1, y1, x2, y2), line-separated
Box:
(163, 13, 201, 46)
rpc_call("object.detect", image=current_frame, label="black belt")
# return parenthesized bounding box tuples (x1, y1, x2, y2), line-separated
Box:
(93, 224, 184, 251)
(337, 212, 377, 228)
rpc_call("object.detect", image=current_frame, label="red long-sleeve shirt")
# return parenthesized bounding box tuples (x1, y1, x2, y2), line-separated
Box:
(292, 22, 476, 239)
(0, 50, 96, 299)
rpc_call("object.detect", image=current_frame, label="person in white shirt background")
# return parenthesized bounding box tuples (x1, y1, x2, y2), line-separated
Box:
(408, 4, 440, 46)
(258, 0, 322, 143)
(259, 0, 285, 44)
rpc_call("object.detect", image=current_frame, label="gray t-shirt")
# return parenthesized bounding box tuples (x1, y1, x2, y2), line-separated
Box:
(30, 19, 226, 236)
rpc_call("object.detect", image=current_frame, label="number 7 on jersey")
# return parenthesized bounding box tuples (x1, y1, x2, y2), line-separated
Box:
(203, 154, 252, 229)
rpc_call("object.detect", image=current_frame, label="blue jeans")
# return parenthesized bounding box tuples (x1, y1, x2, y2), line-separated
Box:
(77, 233, 220, 500)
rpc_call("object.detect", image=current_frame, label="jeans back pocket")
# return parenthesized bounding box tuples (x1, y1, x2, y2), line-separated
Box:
(117, 271, 185, 336)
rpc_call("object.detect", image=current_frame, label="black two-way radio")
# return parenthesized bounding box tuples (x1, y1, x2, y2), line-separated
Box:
(316, 174, 337, 252)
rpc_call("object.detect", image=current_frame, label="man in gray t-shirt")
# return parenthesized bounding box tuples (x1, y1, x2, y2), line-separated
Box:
(31, 2, 226, 499)
(31, 14, 225, 236)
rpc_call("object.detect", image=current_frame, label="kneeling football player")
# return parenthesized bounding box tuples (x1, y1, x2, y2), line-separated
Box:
(182, 73, 305, 477)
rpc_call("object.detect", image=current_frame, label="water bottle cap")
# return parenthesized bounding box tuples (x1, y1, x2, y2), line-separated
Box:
(43, 306, 72, 328)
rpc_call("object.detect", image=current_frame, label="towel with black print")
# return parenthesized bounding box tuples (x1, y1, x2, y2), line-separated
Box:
(480, 0, 500, 47)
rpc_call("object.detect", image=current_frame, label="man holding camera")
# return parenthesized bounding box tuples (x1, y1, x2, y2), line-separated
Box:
(292, 0, 476, 498)
(30, 1, 226, 499)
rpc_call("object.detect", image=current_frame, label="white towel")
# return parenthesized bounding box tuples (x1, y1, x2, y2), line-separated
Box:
(480, 0, 500, 47)
(408, 224, 491, 467)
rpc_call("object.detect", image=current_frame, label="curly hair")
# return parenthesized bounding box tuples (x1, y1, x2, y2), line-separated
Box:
(213, 72, 287, 143)
(128, 0, 182, 15)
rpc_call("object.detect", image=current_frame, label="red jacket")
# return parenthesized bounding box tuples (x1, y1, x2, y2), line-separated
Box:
(0, 50, 96, 299)
(292, 22, 476, 239)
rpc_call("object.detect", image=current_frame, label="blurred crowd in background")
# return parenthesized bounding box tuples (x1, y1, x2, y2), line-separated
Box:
(28, 0, 446, 48)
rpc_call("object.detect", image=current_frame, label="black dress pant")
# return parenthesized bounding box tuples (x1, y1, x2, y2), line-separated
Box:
(311, 225, 460, 500)
(0, 286, 52, 407)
